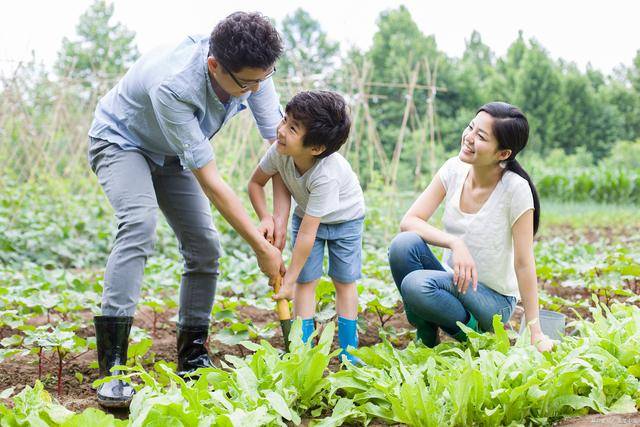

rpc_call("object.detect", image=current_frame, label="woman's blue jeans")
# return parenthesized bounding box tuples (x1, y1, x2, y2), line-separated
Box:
(388, 232, 517, 346)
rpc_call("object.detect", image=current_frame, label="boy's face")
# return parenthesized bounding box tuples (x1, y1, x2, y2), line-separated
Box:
(275, 113, 324, 158)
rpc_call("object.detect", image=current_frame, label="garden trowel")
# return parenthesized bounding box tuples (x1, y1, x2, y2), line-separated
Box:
(272, 275, 291, 351)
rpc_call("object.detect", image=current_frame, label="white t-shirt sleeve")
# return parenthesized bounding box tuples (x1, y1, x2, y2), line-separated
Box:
(509, 177, 535, 226)
(306, 176, 340, 218)
(258, 143, 280, 176)
(437, 157, 458, 193)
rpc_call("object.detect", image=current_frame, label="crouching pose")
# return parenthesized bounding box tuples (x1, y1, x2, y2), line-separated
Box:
(388, 102, 553, 352)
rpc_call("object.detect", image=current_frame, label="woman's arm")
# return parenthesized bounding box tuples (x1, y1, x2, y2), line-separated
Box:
(400, 174, 477, 293)
(512, 209, 553, 351)
(400, 174, 451, 245)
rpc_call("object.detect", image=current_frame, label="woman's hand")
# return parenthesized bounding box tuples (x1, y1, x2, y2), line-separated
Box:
(450, 238, 478, 294)
(531, 330, 555, 352)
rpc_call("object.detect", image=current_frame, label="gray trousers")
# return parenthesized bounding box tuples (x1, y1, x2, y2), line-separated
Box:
(88, 137, 220, 327)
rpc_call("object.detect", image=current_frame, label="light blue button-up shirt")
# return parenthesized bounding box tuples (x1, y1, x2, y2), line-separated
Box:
(89, 35, 282, 169)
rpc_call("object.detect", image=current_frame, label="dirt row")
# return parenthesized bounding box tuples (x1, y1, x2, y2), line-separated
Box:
(0, 302, 637, 425)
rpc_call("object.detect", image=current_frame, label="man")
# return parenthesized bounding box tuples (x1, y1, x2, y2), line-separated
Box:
(87, 12, 290, 408)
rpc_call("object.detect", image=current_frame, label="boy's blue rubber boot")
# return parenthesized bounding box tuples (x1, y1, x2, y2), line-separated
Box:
(338, 316, 363, 366)
(453, 311, 479, 342)
(301, 318, 315, 344)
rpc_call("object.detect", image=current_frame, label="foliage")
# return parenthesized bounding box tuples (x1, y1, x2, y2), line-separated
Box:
(278, 8, 339, 86)
(2, 306, 639, 425)
(55, 0, 139, 90)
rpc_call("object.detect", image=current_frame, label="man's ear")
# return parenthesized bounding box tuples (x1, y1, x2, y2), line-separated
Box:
(207, 57, 219, 75)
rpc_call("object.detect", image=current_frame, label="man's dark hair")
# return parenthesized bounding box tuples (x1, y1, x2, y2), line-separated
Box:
(285, 91, 351, 159)
(209, 12, 283, 72)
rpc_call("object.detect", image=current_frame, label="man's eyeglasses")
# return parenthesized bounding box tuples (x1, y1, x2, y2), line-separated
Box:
(221, 64, 276, 90)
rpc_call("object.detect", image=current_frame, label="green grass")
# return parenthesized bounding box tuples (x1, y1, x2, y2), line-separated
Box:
(541, 200, 640, 229)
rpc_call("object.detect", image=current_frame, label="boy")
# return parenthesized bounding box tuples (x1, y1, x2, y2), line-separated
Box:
(248, 91, 365, 363)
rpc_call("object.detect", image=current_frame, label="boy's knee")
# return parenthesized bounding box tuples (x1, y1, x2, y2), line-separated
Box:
(333, 280, 356, 293)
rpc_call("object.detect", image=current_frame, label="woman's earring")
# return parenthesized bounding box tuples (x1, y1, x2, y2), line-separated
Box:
(499, 161, 507, 169)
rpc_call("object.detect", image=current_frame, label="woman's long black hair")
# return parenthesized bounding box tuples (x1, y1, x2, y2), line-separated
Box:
(478, 102, 540, 235)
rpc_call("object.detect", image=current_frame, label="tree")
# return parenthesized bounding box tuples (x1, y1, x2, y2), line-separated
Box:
(437, 31, 496, 150)
(55, 0, 139, 90)
(278, 8, 339, 87)
(509, 39, 564, 154)
(366, 6, 440, 153)
(553, 66, 617, 159)
(462, 30, 494, 82)
(628, 49, 640, 93)
(493, 31, 527, 100)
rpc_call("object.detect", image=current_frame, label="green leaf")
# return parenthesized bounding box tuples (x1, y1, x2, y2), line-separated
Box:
(264, 390, 299, 423)
(0, 387, 14, 399)
(609, 394, 637, 414)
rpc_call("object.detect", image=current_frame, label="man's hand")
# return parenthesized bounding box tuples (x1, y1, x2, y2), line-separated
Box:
(256, 240, 284, 281)
(192, 161, 284, 280)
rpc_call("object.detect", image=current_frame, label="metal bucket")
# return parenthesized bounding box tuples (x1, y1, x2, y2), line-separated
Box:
(519, 309, 566, 340)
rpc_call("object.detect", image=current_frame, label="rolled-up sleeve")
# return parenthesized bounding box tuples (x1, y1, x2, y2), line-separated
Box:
(149, 84, 214, 169)
(247, 77, 283, 140)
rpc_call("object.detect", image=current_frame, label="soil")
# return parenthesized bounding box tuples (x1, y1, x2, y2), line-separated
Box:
(0, 304, 415, 416)
(554, 412, 640, 426)
(1, 291, 637, 424)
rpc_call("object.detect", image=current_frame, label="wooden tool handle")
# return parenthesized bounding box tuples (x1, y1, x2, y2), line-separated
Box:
(273, 275, 291, 321)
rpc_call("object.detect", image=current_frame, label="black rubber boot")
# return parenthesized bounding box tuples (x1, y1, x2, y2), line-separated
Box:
(94, 316, 135, 408)
(176, 325, 213, 378)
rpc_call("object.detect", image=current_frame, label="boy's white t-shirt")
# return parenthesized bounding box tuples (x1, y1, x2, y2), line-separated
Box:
(259, 143, 365, 224)
(438, 156, 534, 298)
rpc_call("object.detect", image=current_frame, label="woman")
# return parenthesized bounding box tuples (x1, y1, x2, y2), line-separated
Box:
(388, 102, 553, 351)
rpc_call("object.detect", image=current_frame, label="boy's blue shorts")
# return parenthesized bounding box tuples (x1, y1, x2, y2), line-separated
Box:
(290, 214, 364, 284)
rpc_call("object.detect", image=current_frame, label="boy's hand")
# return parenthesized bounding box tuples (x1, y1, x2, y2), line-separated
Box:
(273, 216, 288, 252)
(258, 216, 275, 244)
(272, 272, 295, 301)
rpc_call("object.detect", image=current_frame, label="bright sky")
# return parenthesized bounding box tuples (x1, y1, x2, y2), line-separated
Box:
(1, 0, 638, 77)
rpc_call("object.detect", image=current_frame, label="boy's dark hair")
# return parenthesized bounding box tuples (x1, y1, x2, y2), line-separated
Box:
(285, 91, 351, 159)
(209, 12, 283, 72)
